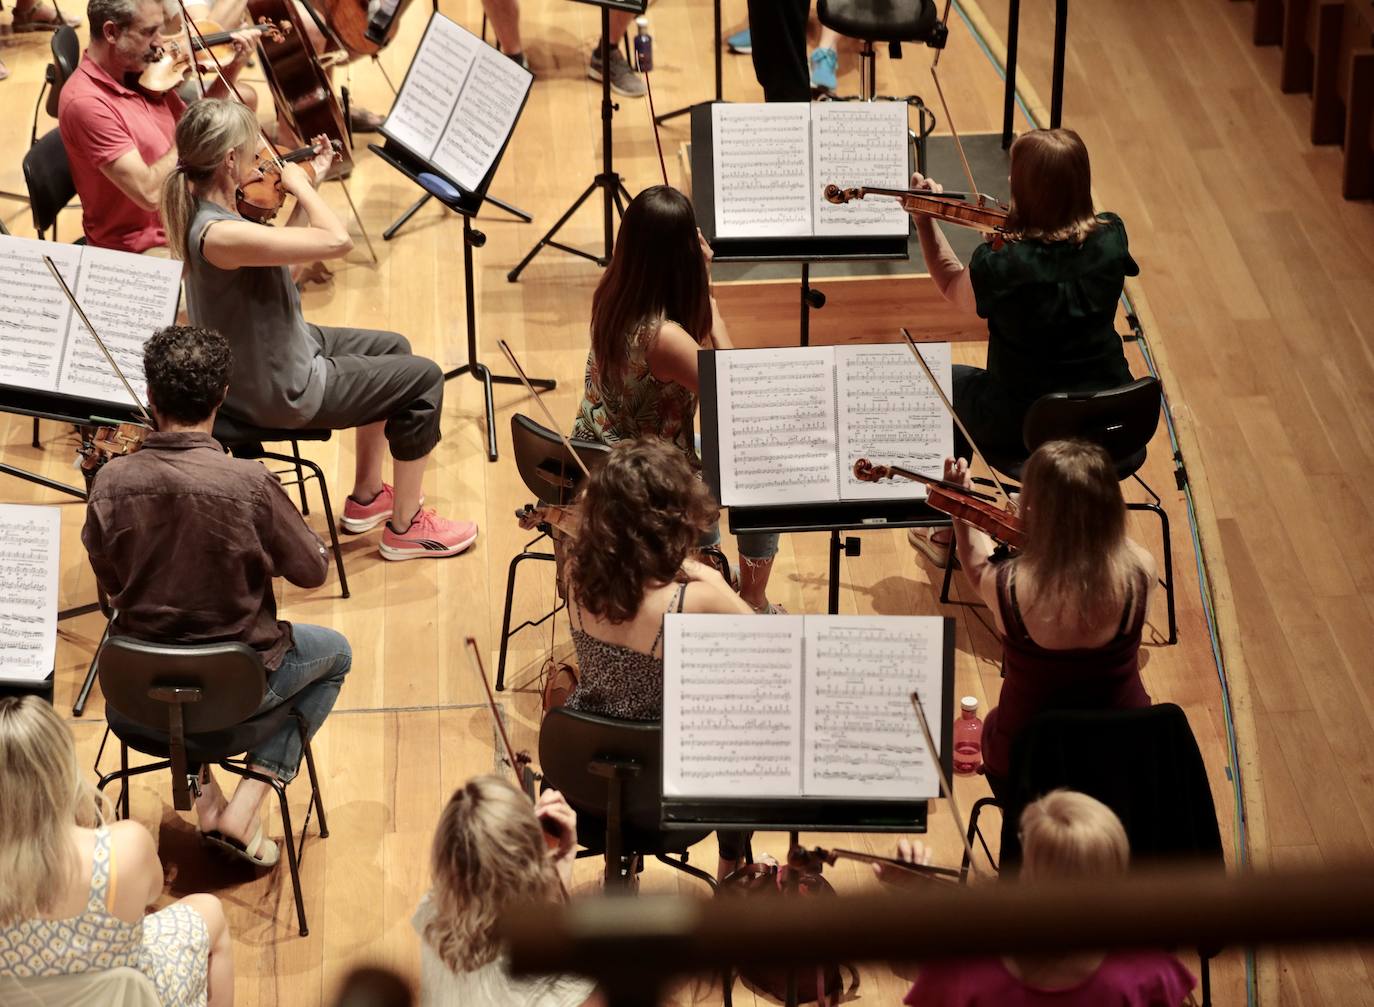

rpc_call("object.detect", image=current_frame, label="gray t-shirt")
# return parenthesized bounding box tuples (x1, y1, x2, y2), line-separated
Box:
(186, 200, 327, 426)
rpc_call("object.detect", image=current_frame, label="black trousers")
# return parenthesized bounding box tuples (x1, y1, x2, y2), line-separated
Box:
(747, 0, 810, 101)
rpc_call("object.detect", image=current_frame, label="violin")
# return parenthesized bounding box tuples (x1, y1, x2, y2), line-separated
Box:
(853, 458, 1026, 550)
(790, 845, 962, 885)
(236, 136, 341, 224)
(823, 184, 1010, 241)
(79, 421, 153, 474)
(138, 18, 289, 93)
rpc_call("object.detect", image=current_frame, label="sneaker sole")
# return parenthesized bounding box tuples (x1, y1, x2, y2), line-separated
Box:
(340, 512, 389, 534)
(379, 530, 479, 561)
(586, 65, 645, 98)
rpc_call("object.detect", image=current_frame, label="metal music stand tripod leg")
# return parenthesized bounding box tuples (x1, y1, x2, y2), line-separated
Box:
(444, 215, 555, 461)
(507, 4, 632, 281)
(383, 189, 532, 242)
(652, 0, 722, 125)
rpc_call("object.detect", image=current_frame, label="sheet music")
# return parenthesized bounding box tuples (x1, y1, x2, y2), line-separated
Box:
(0, 505, 61, 684)
(716, 347, 839, 506)
(59, 246, 180, 405)
(802, 616, 945, 799)
(0, 236, 81, 393)
(812, 102, 910, 237)
(662, 614, 803, 797)
(836, 342, 954, 501)
(711, 102, 812, 238)
(380, 14, 478, 162)
(433, 44, 532, 192)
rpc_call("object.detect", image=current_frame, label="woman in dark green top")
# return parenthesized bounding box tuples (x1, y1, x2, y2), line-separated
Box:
(908, 128, 1138, 562)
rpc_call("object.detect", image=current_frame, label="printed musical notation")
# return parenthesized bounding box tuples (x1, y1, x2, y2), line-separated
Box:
(835, 342, 953, 502)
(0, 236, 178, 407)
(804, 617, 945, 800)
(662, 616, 804, 797)
(0, 505, 61, 684)
(662, 614, 948, 802)
(812, 102, 910, 238)
(717, 348, 839, 506)
(381, 14, 531, 194)
(711, 102, 812, 238)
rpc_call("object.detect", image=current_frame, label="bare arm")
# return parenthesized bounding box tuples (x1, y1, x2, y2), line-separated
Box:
(101, 146, 177, 213)
(680, 560, 754, 615)
(905, 173, 978, 316)
(202, 160, 352, 268)
(644, 321, 704, 393)
(941, 457, 1003, 627)
(697, 229, 735, 349)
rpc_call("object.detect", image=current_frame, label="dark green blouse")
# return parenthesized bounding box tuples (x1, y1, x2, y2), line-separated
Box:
(963, 212, 1138, 446)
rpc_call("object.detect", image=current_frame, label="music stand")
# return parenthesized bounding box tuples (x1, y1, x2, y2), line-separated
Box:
(506, 0, 646, 281)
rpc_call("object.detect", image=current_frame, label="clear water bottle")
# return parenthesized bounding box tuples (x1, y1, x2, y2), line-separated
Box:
(953, 695, 983, 775)
(633, 16, 653, 73)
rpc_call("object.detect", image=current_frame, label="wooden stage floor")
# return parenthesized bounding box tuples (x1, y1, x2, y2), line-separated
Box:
(3, 0, 1371, 1002)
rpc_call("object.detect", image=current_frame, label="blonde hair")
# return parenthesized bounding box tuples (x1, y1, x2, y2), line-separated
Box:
(0, 697, 105, 926)
(423, 776, 562, 973)
(1014, 439, 1138, 631)
(1006, 128, 1099, 244)
(161, 98, 259, 260)
(1020, 790, 1130, 881)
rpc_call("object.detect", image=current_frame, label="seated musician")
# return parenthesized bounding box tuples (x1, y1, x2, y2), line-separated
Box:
(573, 184, 780, 612)
(57, 0, 254, 253)
(907, 128, 1138, 566)
(564, 438, 754, 881)
(893, 790, 1195, 1006)
(414, 776, 598, 1007)
(162, 98, 477, 560)
(81, 324, 353, 868)
(944, 440, 1155, 799)
(0, 696, 233, 1007)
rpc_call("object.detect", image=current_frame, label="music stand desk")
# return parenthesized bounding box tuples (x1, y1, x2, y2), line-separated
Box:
(0, 386, 142, 500)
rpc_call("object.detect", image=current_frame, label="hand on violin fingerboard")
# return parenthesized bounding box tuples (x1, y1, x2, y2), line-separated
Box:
(872, 838, 933, 887)
(942, 456, 972, 491)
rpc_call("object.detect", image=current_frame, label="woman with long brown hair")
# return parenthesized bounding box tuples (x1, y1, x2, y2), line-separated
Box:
(572, 184, 781, 613)
(907, 128, 1138, 566)
(945, 440, 1156, 796)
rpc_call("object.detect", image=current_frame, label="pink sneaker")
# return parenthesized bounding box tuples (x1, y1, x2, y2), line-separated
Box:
(380, 509, 478, 561)
(342, 484, 396, 533)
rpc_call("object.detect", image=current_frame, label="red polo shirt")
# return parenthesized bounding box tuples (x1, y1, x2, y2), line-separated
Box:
(58, 53, 185, 253)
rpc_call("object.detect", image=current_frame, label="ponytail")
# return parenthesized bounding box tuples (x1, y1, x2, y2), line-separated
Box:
(159, 98, 259, 260)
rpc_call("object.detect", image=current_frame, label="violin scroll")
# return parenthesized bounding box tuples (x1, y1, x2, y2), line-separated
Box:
(823, 184, 861, 205)
(78, 422, 151, 474)
(851, 458, 889, 482)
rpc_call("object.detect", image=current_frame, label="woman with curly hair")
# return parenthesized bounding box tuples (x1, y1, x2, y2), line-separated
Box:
(572, 184, 781, 612)
(413, 776, 597, 1006)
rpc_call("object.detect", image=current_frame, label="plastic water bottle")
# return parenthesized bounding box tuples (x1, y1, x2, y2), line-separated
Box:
(953, 696, 983, 775)
(633, 16, 653, 73)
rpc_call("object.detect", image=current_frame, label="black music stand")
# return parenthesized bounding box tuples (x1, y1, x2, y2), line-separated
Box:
(506, 0, 646, 281)
(370, 143, 555, 462)
(689, 102, 910, 347)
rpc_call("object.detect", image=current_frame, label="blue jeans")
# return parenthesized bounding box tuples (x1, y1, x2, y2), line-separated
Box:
(699, 523, 780, 562)
(249, 624, 351, 783)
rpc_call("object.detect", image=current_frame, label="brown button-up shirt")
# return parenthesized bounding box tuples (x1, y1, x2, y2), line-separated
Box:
(81, 431, 330, 670)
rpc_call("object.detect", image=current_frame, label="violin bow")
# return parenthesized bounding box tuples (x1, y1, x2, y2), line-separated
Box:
(900, 328, 1017, 511)
(911, 689, 985, 880)
(42, 257, 155, 428)
(497, 338, 592, 482)
(928, 0, 985, 206)
(464, 636, 537, 798)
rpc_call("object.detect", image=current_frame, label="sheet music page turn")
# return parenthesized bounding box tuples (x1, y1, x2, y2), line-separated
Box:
(0, 504, 61, 684)
(0, 236, 81, 394)
(711, 102, 812, 239)
(716, 347, 839, 506)
(836, 341, 953, 501)
(802, 616, 945, 799)
(59, 246, 180, 405)
(811, 102, 910, 237)
(662, 614, 804, 798)
(381, 14, 478, 163)
(433, 45, 532, 192)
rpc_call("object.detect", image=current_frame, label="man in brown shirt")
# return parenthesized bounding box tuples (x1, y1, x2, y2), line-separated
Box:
(83, 324, 351, 869)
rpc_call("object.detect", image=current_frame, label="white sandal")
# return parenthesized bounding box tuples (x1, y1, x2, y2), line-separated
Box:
(203, 820, 280, 869)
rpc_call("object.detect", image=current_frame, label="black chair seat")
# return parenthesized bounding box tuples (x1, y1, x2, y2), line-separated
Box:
(106, 703, 291, 764)
(816, 0, 939, 42)
(213, 414, 333, 449)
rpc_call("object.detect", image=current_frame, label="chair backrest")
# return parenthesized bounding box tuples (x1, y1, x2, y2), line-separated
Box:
(816, 0, 940, 42)
(0, 966, 161, 1007)
(538, 706, 665, 834)
(97, 636, 267, 735)
(1021, 376, 1163, 463)
(998, 703, 1225, 870)
(24, 129, 77, 238)
(510, 414, 610, 508)
(45, 25, 81, 118)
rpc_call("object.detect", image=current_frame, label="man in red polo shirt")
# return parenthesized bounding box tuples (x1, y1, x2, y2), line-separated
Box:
(58, 0, 252, 253)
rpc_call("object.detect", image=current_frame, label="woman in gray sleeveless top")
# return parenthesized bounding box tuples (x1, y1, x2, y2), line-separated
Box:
(160, 99, 476, 561)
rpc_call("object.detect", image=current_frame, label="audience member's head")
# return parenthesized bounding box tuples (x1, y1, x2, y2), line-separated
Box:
(1007, 127, 1097, 242)
(0, 697, 103, 925)
(569, 437, 718, 623)
(591, 184, 712, 386)
(143, 324, 233, 427)
(1018, 789, 1131, 882)
(422, 776, 561, 974)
